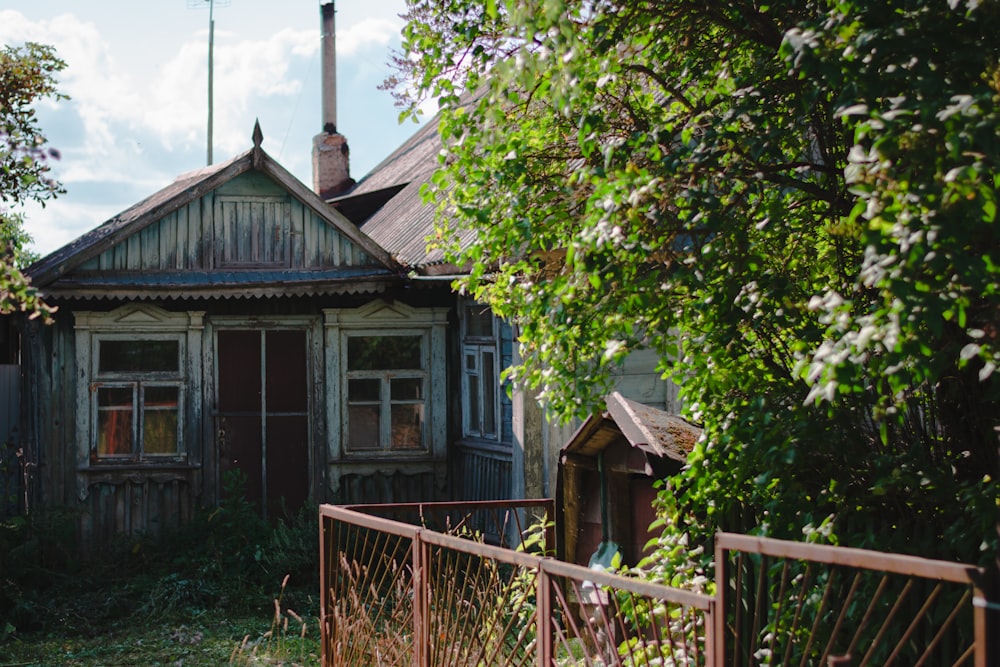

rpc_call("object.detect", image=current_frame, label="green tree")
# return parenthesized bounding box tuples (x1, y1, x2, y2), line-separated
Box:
(0, 42, 64, 318)
(392, 0, 1000, 564)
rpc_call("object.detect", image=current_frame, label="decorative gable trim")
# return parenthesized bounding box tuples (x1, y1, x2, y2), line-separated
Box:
(323, 299, 450, 327)
(75, 304, 201, 331)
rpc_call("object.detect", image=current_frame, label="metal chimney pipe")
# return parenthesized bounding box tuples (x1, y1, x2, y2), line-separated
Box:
(320, 2, 337, 133)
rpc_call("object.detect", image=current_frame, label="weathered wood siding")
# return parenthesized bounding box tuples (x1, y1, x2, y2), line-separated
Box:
(79, 476, 193, 546)
(453, 441, 512, 502)
(19, 315, 78, 516)
(610, 347, 681, 412)
(78, 172, 375, 273)
(1, 365, 21, 518)
(0, 364, 18, 444)
(336, 470, 441, 505)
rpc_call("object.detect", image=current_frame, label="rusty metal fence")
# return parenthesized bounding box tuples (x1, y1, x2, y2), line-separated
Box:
(341, 499, 553, 549)
(320, 500, 716, 666)
(320, 502, 995, 667)
(715, 532, 995, 667)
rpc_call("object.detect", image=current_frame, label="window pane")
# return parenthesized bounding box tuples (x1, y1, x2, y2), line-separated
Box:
(97, 387, 133, 456)
(468, 376, 481, 436)
(482, 351, 497, 437)
(347, 336, 421, 371)
(349, 378, 381, 402)
(391, 404, 424, 450)
(100, 340, 179, 373)
(144, 412, 178, 455)
(464, 304, 493, 338)
(348, 405, 380, 450)
(143, 386, 179, 455)
(391, 378, 422, 401)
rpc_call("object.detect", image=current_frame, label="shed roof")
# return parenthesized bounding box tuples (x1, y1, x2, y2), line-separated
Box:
(562, 392, 702, 465)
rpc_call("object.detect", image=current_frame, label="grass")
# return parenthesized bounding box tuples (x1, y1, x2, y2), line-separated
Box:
(0, 577, 321, 667)
(1, 476, 322, 666)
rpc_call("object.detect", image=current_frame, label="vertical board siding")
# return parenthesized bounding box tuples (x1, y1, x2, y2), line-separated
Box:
(0, 365, 21, 519)
(290, 200, 305, 266)
(175, 205, 189, 269)
(89, 189, 376, 272)
(82, 478, 193, 546)
(0, 365, 18, 444)
(337, 470, 441, 505)
(141, 222, 160, 270)
(304, 209, 319, 268)
(454, 442, 513, 503)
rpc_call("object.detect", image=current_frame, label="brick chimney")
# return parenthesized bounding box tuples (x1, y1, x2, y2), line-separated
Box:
(313, 2, 354, 198)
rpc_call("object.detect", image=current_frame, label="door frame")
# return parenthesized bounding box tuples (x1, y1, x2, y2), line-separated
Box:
(204, 315, 324, 510)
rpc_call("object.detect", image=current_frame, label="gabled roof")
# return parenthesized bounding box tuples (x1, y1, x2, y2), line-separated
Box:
(28, 126, 403, 301)
(331, 102, 477, 274)
(562, 392, 701, 466)
(351, 112, 442, 197)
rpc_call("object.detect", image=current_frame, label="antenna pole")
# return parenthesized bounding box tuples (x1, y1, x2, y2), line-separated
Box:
(207, 0, 215, 165)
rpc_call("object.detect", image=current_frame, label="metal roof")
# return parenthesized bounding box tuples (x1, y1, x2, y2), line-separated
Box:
(350, 113, 443, 196)
(332, 96, 483, 273)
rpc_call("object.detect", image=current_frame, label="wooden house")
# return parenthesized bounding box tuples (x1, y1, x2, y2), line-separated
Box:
(11, 3, 681, 545)
(18, 124, 455, 539)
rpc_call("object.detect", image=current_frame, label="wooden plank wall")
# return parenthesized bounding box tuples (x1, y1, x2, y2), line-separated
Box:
(336, 470, 441, 505)
(0, 365, 20, 518)
(80, 478, 193, 548)
(453, 441, 513, 503)
(81, 175, 374, 273)
(0, 364, 18, 444)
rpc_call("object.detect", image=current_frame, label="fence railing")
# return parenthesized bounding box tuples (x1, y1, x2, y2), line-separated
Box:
(320, 500, 716, 666)
(715, 532, 994, 667)
(341, 498, 554, 549)
(320, 502, 996, 667)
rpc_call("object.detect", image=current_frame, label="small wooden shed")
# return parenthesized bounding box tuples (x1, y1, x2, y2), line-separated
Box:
(556, 392, 701, 568)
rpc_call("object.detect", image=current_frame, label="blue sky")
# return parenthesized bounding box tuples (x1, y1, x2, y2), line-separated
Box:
(1, 0, 425, 255)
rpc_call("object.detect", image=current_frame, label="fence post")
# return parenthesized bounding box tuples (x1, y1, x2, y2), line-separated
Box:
(974, 563, 999, 667)
(318, 511, 333, 667)
(537, 560, 552, 667)
(714, 535, 729, 666)
(703, 597, 717, 667)
(413, 528, 430, 667)
(544, 505, 556, 558)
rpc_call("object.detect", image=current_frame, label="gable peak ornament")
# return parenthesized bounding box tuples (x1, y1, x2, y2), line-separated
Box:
(252, 119, 263, 148)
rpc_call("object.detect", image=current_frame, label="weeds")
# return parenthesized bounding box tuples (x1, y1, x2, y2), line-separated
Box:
(230, 574, 319, 666)
(0, 471, 321, 665)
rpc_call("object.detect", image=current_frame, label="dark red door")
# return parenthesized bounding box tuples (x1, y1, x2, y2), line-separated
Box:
(217, 329, 309, 517)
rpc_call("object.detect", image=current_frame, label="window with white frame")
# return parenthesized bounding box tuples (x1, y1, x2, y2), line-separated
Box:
(462, 303, 502, 441)
(92, 337, 185, 461)
(345, 333, 427, 452)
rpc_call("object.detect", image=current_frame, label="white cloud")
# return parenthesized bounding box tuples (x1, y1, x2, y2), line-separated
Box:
(338, 18, 404, 55)
(1, 6, 417, 256)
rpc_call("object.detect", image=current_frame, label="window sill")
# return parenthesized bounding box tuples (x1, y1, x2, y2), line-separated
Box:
(339, 453, 442, 464)
(83, 461, 197, 470)
(456, 439, 513, 456)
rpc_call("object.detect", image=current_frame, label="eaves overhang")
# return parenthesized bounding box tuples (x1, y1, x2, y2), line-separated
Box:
(37, 267, 400, 301)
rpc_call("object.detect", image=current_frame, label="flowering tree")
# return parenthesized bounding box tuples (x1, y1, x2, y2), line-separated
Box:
(0, 42, 64, 318)
(391, 0, 1000, 564)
